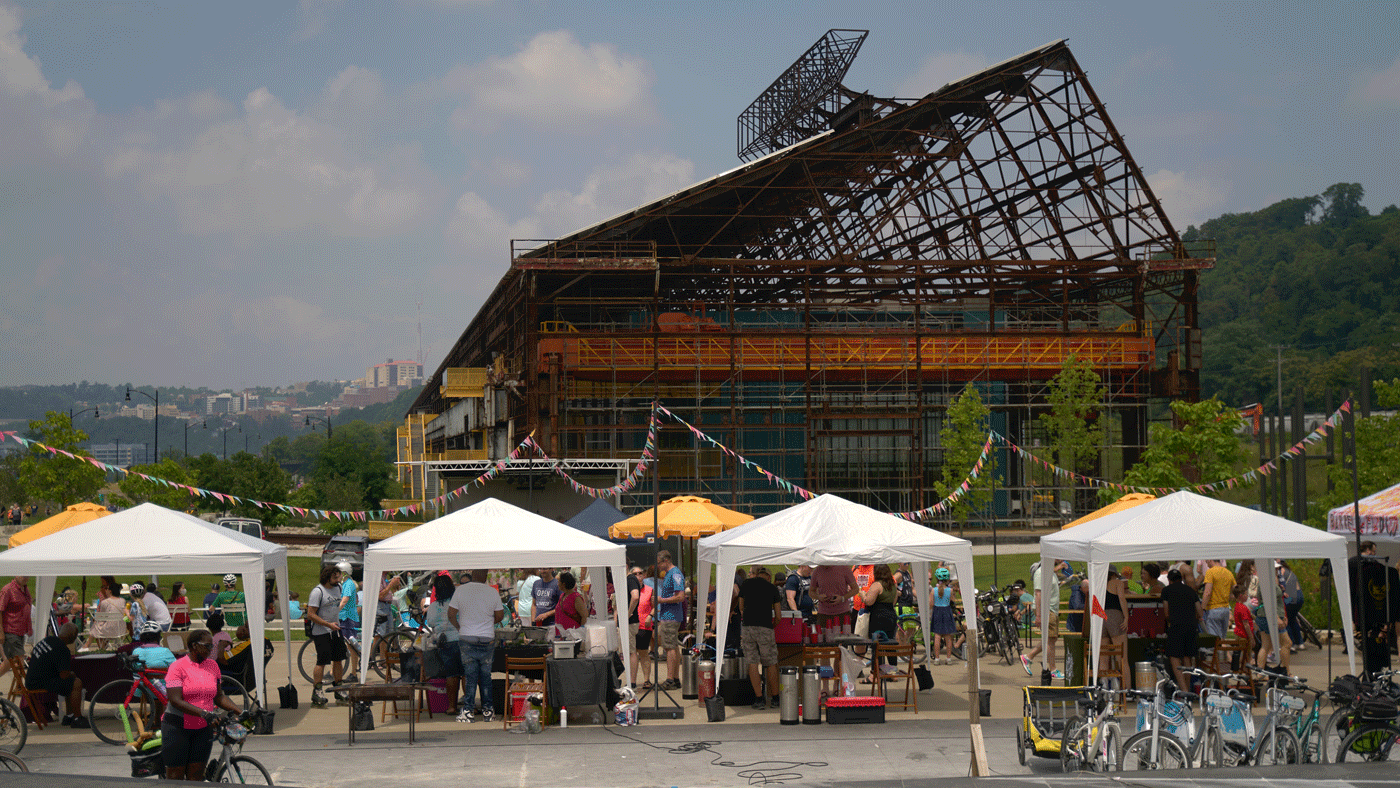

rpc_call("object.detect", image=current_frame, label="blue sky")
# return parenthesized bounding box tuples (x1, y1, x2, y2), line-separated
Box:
(2, 1, 1397, 391)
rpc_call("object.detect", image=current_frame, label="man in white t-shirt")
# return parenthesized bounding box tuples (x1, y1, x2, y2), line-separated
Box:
(1022, 559, 1065, 677)
(449, 569, 503, 723)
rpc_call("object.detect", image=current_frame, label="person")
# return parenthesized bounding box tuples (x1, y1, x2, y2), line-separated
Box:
(26, 622, 87, 727)
(51, 587, 82, 632)
(169, 582, 191, 631)
(132, 620, 178, 670)
(1008, 580, 1031, 625)
(0, 575, 33, 683)
(287, 591, 303, 621)
(809, 564, 859, 632)
(861, 564, 899, 676)
(161, 629, 244, 780)
(655, 551, 686, 691)
(784, 565, 814, 620)
(737, 566, 783, 709)
(1254, 566, 1291, 672)
(515, 568, 538, 626)
(206, 611, 233, 664)
(930, 567, 958, 664)
(1200, 559, 1235, 640)
(91, 575, 128, 650)
(636, 565, 656, 690)
(1160, 568, 1201, 690)
(624, 567, 642, 684)
(222, 623, 272, 691)
(201, 583, 220, 614)
(530, 568, 560, 627)
(1066, 571, 1087, 634)
(1277, 560, 1304, 653)
(306, 564, 347, 708)
(850, 564, 876, 642)
(554, 572, 589, 631)
(130, 582, 172, 632)
(423, 574, 463, 712)
(1103, 569, 1128, 647)
(214, 574, 246, 628)
(1140, 563, 1166, 596)
(1230, 584, 1256, 649)
(449, 569, 503, 723)
(6, 504, 18, 526)
(1022, 559, 1065, 676)
(334, 562, 361, 680)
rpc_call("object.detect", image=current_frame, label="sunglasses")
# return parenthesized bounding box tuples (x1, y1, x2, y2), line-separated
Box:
(190, 640, 213, 651)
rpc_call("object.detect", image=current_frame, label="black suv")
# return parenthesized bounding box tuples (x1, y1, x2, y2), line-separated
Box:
(321, 535, 369, 568)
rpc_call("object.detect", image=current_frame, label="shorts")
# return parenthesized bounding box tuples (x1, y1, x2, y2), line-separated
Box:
(657, 621, 681, 650)
(2, 633, 24, 659)
(160, 716, 215, 769)
(628, 622, 639, 650)
(636, 628, 653, 652)
(313, 631, 347, 666)
(1042, 616, 1060, 637)
(1104, 610, 1125, 639)
(339, 621, 361, 644)
(32, 674, 76, 697)
(740, 626, 777, 666)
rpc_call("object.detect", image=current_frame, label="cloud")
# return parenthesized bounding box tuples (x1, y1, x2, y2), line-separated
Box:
(294, 0, 344, 42)
(1349, 55, 1400, 109)
(533, 151, 694, 236)
(104, 83, 436, 239)
(1146, 168, 1232, 229)
(441, 30, 655, 130)
(445, 191, 541, 256)
(0, 3, 95, 157)
(897, 51, 991, 98)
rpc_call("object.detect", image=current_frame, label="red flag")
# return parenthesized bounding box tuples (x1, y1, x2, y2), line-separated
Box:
(1090, 595, 1108, 620)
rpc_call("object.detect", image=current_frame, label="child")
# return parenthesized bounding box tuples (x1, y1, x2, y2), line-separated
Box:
(1230, 585, 1256, 643)
(929, 568, 958, 664)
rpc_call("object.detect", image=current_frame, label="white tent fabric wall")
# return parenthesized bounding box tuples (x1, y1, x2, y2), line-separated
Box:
(695, 494, 979, 675)
(1038, 490, 1356, 682)
(358, 497, 632, 687)
(0, 502, 292, 701)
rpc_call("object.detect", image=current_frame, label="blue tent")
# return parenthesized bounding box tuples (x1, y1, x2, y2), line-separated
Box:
(565, 498, 632, 541)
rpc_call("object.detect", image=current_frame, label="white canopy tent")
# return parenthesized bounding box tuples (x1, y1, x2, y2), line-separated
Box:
(695, 494, 978, 667)
(0, 502, 292, 699)
(1039, 490, 1356, 681)
(359, 498, 632, 685)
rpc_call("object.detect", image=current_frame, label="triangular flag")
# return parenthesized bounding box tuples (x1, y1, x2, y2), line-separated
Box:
(1090, 595, 1108, 620)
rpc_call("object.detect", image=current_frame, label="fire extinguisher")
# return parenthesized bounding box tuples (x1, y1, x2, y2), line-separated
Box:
(697, 660, 717, 705)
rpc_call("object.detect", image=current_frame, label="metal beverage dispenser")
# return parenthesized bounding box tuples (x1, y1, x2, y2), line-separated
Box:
(779, 666, 799, 725)
(801, 665, 822, 724)
(697, 660, 717, 706)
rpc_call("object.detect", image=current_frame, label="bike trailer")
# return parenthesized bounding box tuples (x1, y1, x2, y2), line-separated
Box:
(1016, 686, 1093, 763)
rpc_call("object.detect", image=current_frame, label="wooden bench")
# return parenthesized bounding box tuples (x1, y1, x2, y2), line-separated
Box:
(344, 684, 418, 745)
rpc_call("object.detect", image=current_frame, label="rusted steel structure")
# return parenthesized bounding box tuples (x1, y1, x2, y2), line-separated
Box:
(407, 38, 1213, 524)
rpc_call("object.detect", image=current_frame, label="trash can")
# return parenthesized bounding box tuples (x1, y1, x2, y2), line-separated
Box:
(978, 688, 992, 717)
(779, 666, 799, 725)
(801, 665, 822, 725)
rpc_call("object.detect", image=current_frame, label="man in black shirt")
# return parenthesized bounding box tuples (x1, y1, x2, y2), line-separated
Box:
(739, 567, 784, 709)
(1159, 569, 1200, 690)
(784, 565, 814, 620)
(27, 622, 87, 727)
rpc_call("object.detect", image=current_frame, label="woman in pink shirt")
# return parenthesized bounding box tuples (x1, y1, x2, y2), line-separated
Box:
(160, 629, 244, 780)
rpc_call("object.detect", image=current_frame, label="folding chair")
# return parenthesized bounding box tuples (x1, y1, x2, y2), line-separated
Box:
(6, 658, 51, 729)
(503, 655, 547, 730)
(873, 643, 917, 712)
(802, 645, 841, 700)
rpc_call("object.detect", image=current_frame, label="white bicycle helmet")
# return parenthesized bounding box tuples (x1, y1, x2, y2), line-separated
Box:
(336, 561, 352, 574)
(128, 582, 146, 596)
(222, 573, 238, 586)
(138, 619, 163, 636)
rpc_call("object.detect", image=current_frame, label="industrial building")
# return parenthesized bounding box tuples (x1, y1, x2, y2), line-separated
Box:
(396, 35, 1213, 526)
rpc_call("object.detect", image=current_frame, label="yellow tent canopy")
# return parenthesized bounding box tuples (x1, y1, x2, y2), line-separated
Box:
(609, 495, 753, 540)
(1060, 493, 1155, 529)
(8, 501, 112, 548)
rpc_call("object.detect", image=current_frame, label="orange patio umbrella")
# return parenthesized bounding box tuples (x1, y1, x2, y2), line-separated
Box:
(1060, 493, 1155, 529)
(609, 495, 753, 540)
(9, 501, 112, 548)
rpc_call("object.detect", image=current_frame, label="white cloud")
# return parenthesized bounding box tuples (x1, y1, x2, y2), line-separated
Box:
(445, 191, 540, 257)
(442, 30, 655, 130)
(1146, 168, 1232, 229)
(294, 0, 344, 42)
(1350, 55, 1400, 109)
(532, 152, 694, 237)
(104, 84, 435, 239)
(0, 3, 94, 157)
(897, 51, 990, 98)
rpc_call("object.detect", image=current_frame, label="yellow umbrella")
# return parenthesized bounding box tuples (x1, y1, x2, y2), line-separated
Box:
(1060, 493, 1155, 529)
(609, 495, 753, 540)
(8, 501, 112, 548)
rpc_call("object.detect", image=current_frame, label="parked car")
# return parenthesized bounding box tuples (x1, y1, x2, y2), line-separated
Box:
(215, 517, 267, 540)
(322, 535, 369, 568)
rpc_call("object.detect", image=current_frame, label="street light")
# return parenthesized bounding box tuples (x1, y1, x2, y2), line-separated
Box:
(305, 413, 333, 441)
(183, 420, 206, 458)
(67, 406, 100, 427)
(218, 424, 240, 460)
(125, 386, 159, 463)
(244, 432, 261, 455)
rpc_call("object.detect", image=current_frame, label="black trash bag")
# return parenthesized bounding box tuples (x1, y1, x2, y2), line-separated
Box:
(914, 664, 934, 691)
(278, 684, 299, 710)
(705, 695, 726, 722)
(350, 701, 375, 731)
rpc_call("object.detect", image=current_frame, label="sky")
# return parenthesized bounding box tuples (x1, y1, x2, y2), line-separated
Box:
(1, 1, 1397, 392)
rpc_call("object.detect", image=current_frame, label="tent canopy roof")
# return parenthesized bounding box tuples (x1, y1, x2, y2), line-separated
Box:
(8, 501, 111, 548)
(1042, 490, 1346, 563)
(1327, 481, 1400, 540)
(367, 497, 625, 569)
(697, 493, 972, 565)
(611, 495, 753, 540)
(564, 498, 630, 541)
(1061, 493, 1155, 530)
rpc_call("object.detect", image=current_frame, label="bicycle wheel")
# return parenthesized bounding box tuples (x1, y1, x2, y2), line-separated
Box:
(1003, 620, 1022, 659)
(369, 632, 404, 680)
(1201, 726, 1225, 768)
(0, 751, 27, 773)
(1321, 705, 1355, 763)
(217, 754, 273, 784)
(0, 699, 27, 755)
(220, 677, 252, 711)
(1254, 726, 1301, 765)
(1121, 730, 1189, 770)
(1334, 723, 1399, 762)
(1060, 715, 1087, 772)
(89, 679, 162, 746)
(1299, 717, 1324, 763)
(1296, 614, 1322, 650)
(1098, 723, 1122, 771)
(297, 638, 317, 685)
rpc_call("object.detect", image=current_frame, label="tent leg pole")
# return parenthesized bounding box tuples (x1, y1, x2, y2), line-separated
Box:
(968, 646, 988, 775)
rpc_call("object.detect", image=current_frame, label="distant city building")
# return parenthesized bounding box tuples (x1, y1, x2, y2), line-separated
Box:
(89, 443, 145, 468)
(119, 403, 182, 420)
(339, 385, 401, 409)
(206, 392, 259, 415)
(365, 359, 422, 389)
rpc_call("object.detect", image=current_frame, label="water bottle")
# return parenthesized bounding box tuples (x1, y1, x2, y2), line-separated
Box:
(560, 707, 568, 728)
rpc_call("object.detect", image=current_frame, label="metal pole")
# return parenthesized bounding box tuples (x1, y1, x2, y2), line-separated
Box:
(1347, 395, 1366, 673)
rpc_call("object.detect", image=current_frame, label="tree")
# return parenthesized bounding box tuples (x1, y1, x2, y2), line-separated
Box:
(1117, 398, 1248, 495)
(934, 384, 998, 527)
(1315, 378, 1400, 522)
(118, 458, 198, 510)
(1322, 182, 1367, 229)
(1040, 355, 1105, 475)
(188, 452, 292, 527)
(18, 411, 106, 509)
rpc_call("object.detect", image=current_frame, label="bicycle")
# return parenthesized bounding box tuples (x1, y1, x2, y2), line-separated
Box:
(1330, 673, 1400, 762)
(1267, 674, 1327, 763)
(1120, 675, 1193, 770)
(0, 750, 26, 772)
(0, 698, 27, 755)
(1184, 668, 1299, 767)
(1060, 686, 1123, 772)
(91, 654, 252, 746)
(1321, 668, 1400, 762)
(202, 711, 272, 784)
(1294, 611, 1323, 650)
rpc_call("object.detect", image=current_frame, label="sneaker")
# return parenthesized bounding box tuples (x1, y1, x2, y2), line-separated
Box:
(770, 696, 780, 708)
(752, 698, 767, 710)
(310, 691, 328, 708)
(481, 708, 494, 724)
(456, 707, 475, 723)
(335, 696, 351, 707)
(1020, 655, 1033, 676)
(67, 715, 91, 729)
(660, 679, 681, 691)
(1051, 669, 1065, 681)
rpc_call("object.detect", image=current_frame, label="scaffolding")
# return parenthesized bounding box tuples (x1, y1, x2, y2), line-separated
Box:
(406, 39, 1213, 527)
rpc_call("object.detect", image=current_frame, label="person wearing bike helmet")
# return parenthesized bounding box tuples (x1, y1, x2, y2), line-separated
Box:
(130, 582, 172, 633)
(132, 620, 178, 670)
(930, 567, 958, 664)
(214, 575, 246, 628)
